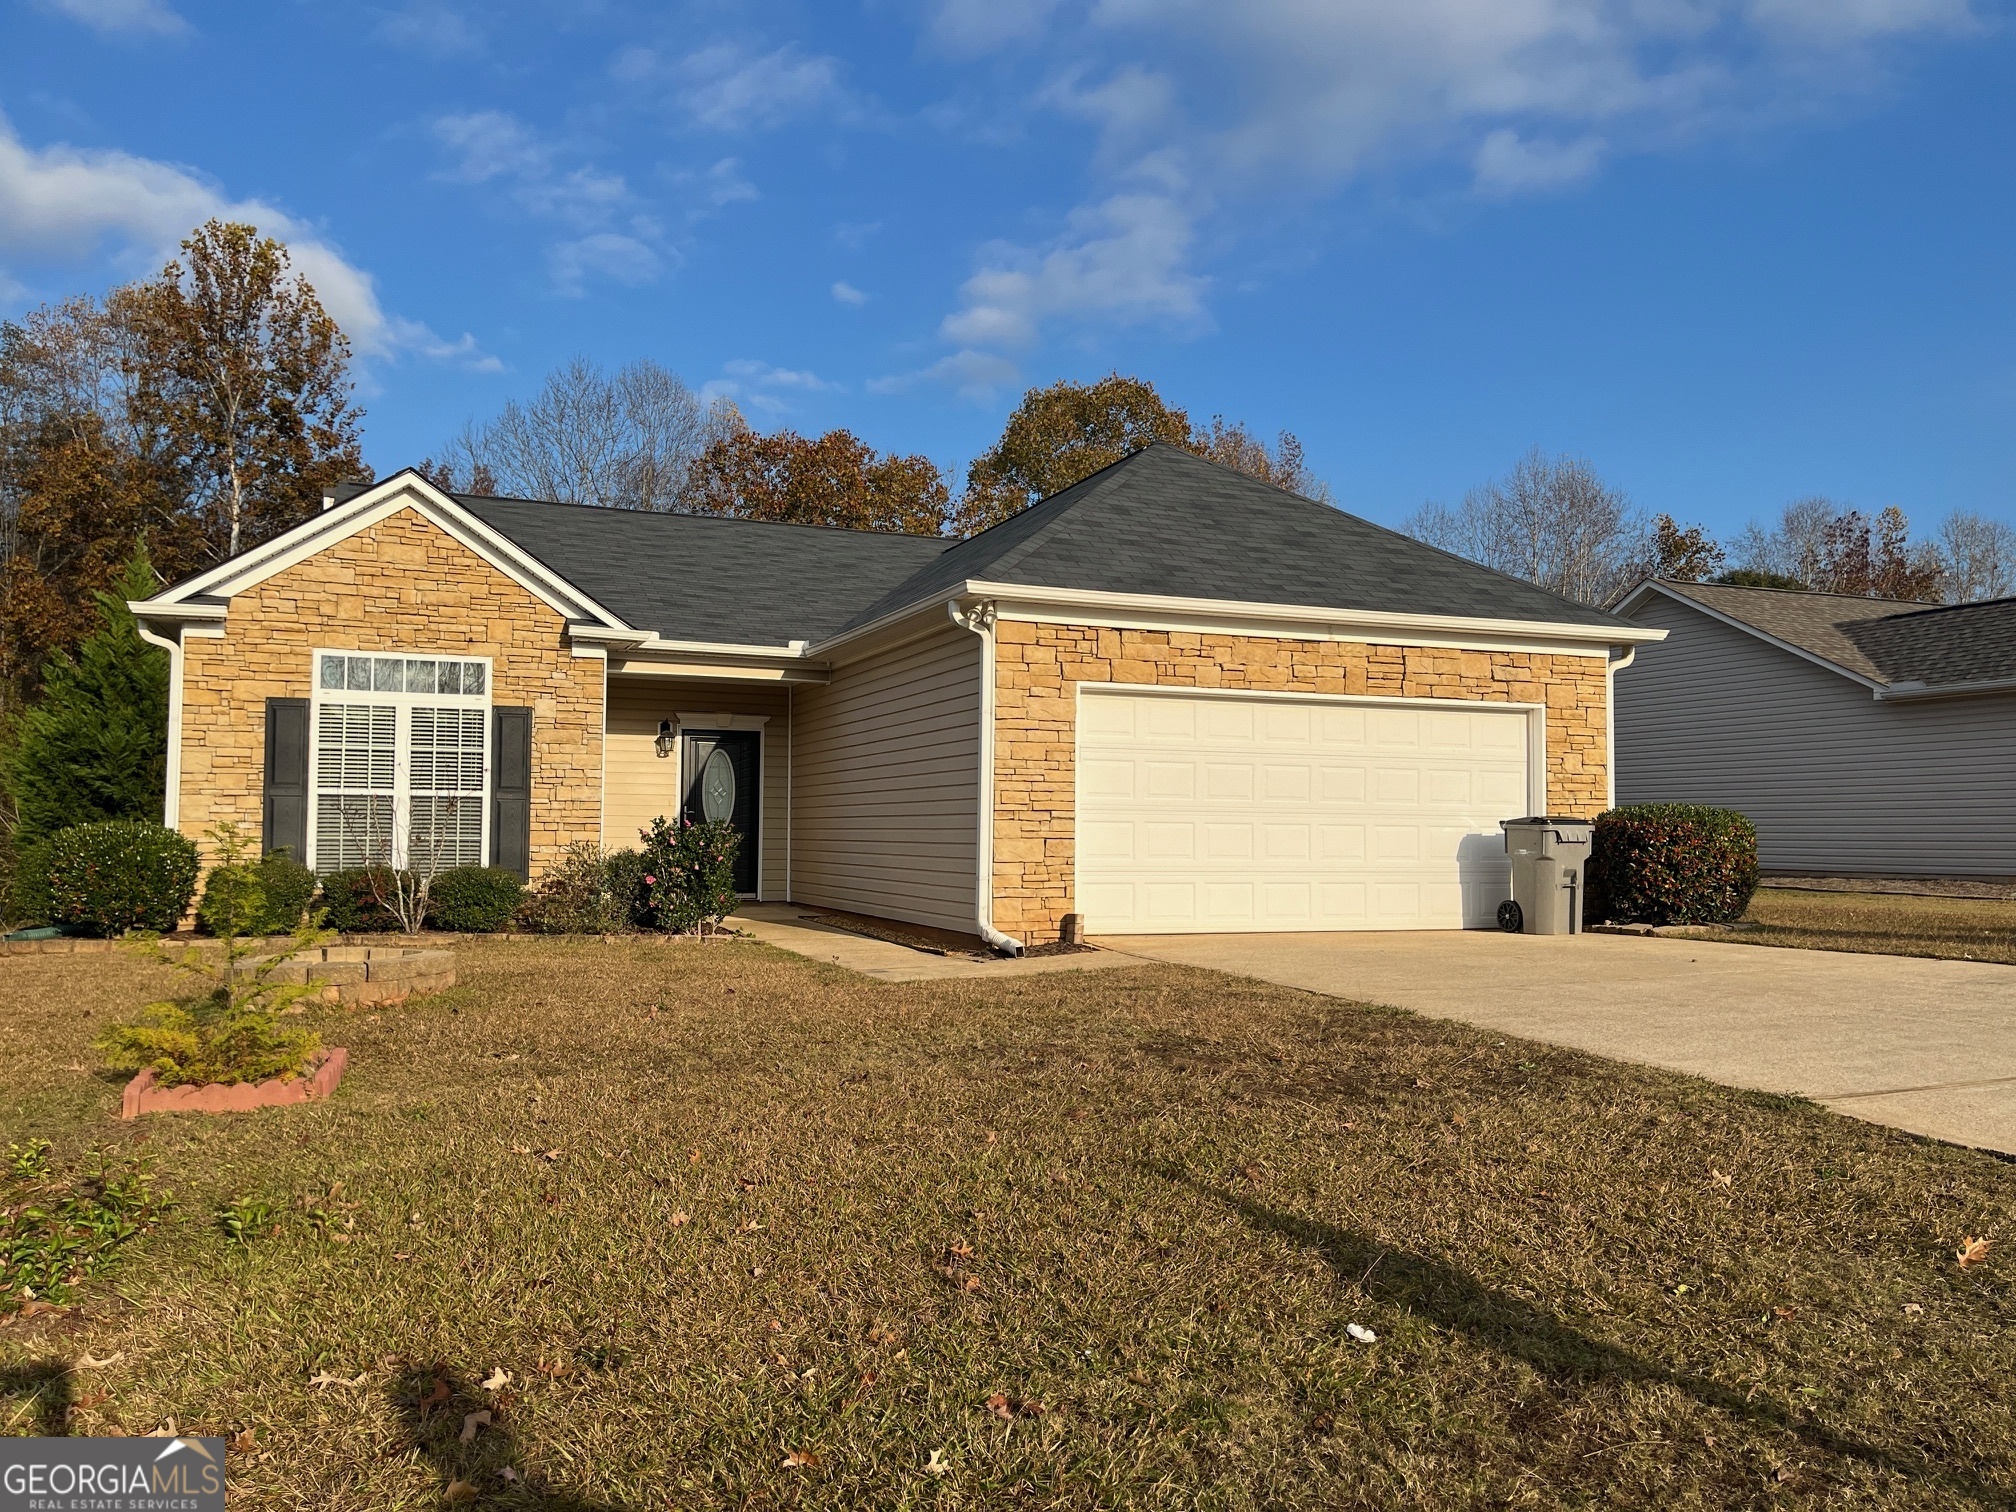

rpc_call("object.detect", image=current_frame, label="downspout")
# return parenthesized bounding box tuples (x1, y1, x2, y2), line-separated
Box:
(1605, 646, 1637, 811)
(134, 618, 185, 830)
(949, 599, 1025, 957)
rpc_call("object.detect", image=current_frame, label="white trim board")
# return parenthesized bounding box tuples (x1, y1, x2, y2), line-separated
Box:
(132, 471, 637, 634)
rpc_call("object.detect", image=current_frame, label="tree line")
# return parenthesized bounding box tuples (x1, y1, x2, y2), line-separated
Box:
(1404, 448, 2015, 609)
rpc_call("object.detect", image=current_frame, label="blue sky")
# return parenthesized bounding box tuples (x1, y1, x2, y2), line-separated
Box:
(3, 0, 2011, 539)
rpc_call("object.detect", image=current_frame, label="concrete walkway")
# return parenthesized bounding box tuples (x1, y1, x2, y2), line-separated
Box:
(1097, 929, 2016, 1157)
(731, 903, 1147, 984)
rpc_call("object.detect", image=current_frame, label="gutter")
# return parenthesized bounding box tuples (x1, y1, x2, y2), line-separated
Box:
(1605, 645, 1636, 810)
(1873, 675, 2016, 702)
(948, 599, 1025, 958)
(133, 618, 185, 830)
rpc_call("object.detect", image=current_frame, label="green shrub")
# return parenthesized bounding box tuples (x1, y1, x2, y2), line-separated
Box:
(1586, 804, 1760, 926)
(426, 865, 524, 932)
(514, 842, 624, 934)
(318, 867, 400, 933)
(641, 817, 741, 935)
(195, 839, 319, 937)
(3, 838, 52, 928)
(603, 848, 652, 929)
(44, 820, 199, 936)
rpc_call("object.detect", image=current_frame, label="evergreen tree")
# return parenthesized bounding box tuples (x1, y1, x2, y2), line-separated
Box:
(4, 543, 168, 843)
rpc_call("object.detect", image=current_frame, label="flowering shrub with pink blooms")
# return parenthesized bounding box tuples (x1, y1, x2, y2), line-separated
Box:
(639, 817, 741, 935)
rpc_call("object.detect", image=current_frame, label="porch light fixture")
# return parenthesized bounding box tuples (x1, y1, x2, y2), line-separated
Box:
(655, 719, 676, 758)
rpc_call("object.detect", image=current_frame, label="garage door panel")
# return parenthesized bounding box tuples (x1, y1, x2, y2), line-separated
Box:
(1078, 690, 1530, 934)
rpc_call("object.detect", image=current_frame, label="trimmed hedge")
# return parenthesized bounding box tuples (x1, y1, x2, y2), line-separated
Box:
(195, 849, 318, 937)
(44, 821, 200, 937)
(1586, 804, 1759, 926)
(426, 866, 524, 933)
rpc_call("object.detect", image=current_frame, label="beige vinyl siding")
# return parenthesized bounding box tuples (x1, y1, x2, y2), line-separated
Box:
(604, 678, 789, 897)
(789, 623, 981, 932)
(1616, 594, 2016, 876)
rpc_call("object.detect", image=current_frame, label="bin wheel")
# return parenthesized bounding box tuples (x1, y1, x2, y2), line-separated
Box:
(1496, 900, 1524, 934)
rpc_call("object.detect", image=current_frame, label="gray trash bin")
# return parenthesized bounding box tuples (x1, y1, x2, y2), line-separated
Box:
(1498, 817, 1594, 935)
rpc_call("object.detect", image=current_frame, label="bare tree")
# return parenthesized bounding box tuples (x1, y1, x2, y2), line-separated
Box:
(1403, 448, 1642, 606)
(1731, 497, 1942, 600)
(1938, 511, 2016, 603)
(444, 357, 736, 510)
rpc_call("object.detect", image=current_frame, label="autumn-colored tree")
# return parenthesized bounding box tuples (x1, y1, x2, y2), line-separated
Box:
(1641, 513, 1725, 583)
(122, 220, 366, 561)
(957, 374, 1193, 534)
(687, 422, 950, 534)
(0, 300, 192, 701)
(416, 455, 498, 496)
(1731, 498, 1942, 600)
(1190, 417, 1332, 502)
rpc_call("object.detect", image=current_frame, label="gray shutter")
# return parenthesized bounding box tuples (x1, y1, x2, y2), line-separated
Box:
(491, 706, 532, 880)
(262, 698, 310, 861)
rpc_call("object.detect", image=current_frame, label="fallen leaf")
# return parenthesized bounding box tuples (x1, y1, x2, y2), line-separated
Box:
(1773, 1307, 1797, 1321)
(444, 1478, 478, 1502)
(230, 1428, 257, 1453)
(419, 1376, 452, 1412)
(960, 1275, 983, 1292)
(924, 1448, 950, 1476)
(511, 1145, 532, 1155)
(481, 1368, 511, 1391)
(986, 1392, 1013, 1420)
(945, 1240, 974, 1262)
(540, 1150, 563, 1162)
(858, 1371, 878, 1388)
(1345, 1323, 1378, 1345)
(1903, 1302, 1924, 1315)
(689, 1149, 701, 1164)
(984, 1131, 998, 1145)
(460, 1410, 492, 1443)
(308, 1370, 365, 1389)
(1240, 1165, 1264, 1182)
(17, 1300, 75, 1321)
(1711, 1169, 1733, 1187)
(499, 1468, 519, 1483)
(781, 1449, 821, 1469)
(1956, 1236, 1993, 1269)
(669, 1210, 690, 1227)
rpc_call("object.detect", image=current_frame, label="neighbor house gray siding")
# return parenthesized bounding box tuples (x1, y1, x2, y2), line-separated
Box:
(787, 623, 981, 932)
(1615, 594, 2016, 876)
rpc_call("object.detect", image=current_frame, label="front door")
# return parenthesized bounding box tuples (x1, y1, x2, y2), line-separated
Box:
(681, 730, 760, 894)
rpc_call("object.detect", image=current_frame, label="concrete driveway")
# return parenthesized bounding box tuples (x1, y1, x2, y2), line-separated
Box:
(1097, 930, 2016, 1157)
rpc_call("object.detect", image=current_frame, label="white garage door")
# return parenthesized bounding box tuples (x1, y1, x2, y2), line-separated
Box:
(1076, 690, 1533, 933)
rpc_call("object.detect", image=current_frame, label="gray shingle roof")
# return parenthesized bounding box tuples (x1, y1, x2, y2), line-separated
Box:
(455, 495, 945, 645)
(842, 444, 1625, 632)
(1652, 580, 2016, 690)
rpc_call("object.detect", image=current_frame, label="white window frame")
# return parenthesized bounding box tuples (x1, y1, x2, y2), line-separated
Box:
(306, 649, 494, 873)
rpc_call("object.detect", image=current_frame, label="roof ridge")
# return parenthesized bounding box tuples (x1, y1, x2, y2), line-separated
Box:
(458, 491, 951, 542)
(971, 451, 1150, 583)
(1669, 579, 1923, 608)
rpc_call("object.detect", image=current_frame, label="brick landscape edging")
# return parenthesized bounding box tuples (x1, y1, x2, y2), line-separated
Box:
(121, 1046, 348, 1119)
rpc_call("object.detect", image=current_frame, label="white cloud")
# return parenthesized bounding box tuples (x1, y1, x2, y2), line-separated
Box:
(913, 0, 1974, 359)
(43, 0, 186, 36)
(1472, 129, 1605, 195)
(614, 42, 848, 131)
(0, 112, 485, 366)
(868, 349, 1022, 400)
(703, 358, 841, 413)
(373, 1, 481, 55)
(549, 234, 663, 298)
(941, 191, 1206, 349)
(830, 279, 868, 305)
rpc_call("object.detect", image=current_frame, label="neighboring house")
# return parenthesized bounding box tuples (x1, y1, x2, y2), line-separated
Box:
(131, 444, 1659, 946)
(1613, 579, 2016, 877)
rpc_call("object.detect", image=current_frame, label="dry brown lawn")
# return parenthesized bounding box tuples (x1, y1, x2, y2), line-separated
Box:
(2, 937, 2013, 1509)
(1697, 888, 2016, 966)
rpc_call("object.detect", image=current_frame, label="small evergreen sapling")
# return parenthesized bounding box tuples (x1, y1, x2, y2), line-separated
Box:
(97, 824, 332, 1088)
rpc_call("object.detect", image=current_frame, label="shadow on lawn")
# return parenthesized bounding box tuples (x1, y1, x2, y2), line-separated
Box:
(391, 1364, 627, 1510)
(1162, 1165, 2013, 1508)
(0, 1359, 72, 1435)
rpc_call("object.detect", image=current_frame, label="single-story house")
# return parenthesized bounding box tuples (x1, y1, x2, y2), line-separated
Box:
(131, 444, 1660, 946)
(1613, 579, 2016, 877)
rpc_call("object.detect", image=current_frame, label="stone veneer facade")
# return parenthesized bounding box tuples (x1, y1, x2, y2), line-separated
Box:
(989, 621, 1611, 943)
(176, 507, 603, 876)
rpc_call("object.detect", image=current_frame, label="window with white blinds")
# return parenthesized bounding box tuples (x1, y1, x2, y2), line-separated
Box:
(306, 651, 493, 873)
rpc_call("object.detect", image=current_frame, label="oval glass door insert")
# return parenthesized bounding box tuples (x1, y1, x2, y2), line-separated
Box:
(700, 748, 737, 822)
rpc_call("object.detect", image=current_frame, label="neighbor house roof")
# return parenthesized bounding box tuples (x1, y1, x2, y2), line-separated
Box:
(1624, 579, 2016, 695)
